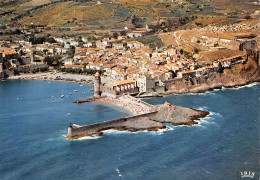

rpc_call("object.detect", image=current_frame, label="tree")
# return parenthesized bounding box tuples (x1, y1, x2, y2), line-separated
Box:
(67, 46, 75, 58)
(113, 32, 119, 39)
(44, 56, 53, 66)
(29, 36, 46, 44)
(120, 31, 126, 36)
(45, 37, 56, 43)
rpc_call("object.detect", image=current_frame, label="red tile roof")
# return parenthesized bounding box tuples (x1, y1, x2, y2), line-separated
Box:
(107, 79, 136, 87)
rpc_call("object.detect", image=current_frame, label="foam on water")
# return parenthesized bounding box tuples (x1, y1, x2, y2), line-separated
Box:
(196, 106, 209, 111)
(231, 82, 259, 90)
(182, 83, 259, 96)
(116, 168, 123, 177)
(77, 135, 101, 140)
(63, 135, 101, 141)
(102, 126, 174, 136)
(193, 110, 223, 127)
(210, 111, 223, 118)
(102, 129, 132, 135)
(221, 83, 259, 91)
(63, 128, 168, 140)
(197, 117, 216, 125)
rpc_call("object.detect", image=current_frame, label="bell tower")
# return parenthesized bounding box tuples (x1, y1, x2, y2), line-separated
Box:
(94, 72, 101, 97)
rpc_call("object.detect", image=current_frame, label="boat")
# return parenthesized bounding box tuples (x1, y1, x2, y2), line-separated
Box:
(74, 90, 78, 92)
(61, 95, 65, 98)
(51, 96, 55, 100)
(89, 88, 93, 91)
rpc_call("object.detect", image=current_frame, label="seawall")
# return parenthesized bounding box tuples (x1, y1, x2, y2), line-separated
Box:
(67, 111, 162, 139)
(67, 102, 210, 139)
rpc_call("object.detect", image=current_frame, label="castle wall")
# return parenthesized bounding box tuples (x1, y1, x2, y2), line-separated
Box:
(15, 64, 48, 72)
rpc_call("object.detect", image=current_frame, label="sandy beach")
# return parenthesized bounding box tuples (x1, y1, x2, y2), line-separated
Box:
(8, 72, 115, 84)
(96, 95, 153, 115)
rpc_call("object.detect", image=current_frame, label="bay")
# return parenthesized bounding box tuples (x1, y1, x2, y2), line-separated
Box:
(0, 80, 259, 180)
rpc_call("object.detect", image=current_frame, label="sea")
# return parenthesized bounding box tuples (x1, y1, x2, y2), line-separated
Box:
(0, 80, 259, 180)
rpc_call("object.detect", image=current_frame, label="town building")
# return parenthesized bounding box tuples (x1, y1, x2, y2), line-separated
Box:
(102, 79, 138, 96)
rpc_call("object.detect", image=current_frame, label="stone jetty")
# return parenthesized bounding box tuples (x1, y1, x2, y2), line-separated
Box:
(67, 97, 209, 139)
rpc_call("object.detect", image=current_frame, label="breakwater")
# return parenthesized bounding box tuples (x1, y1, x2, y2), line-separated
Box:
(67, 101, 209, 139)
(67, 111, 162, 139)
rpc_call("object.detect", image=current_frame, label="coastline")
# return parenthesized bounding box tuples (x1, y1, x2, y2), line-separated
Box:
(7, 72, 116, 85)
(162, 80, 260, 96)
(6, 72, 259, 138)
(7, 72, 260, 96)
(7, 72, 95, 84)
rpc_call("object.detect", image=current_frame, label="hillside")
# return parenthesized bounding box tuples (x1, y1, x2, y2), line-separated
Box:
(0, 0, 259, 30)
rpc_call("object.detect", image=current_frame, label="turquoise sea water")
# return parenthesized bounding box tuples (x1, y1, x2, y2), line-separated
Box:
(0, 80, 259, 180)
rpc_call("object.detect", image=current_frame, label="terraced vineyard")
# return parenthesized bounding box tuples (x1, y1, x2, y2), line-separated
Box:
(0, 0, 259, 30)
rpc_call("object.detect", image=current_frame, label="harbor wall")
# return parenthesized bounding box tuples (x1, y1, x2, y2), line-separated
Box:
(67, 111, 159, 138)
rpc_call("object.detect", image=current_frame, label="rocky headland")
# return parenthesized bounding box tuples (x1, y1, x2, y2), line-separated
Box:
(151, 102, 210, 126)
(163, 58, 260, 95)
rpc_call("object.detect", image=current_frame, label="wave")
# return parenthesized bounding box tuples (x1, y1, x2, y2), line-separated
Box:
(195, 106, 209, 111)
(231, 82, 259, 90)
(116, 168, 123, 177)
(182, 83, 259, 96)
(194, 110, 223, 127)
(222, 82, 259, 91)
(102, 129, 132, 135)
(196, 117, 216, 126)
(182, 87, 223, 96)
(77, 136, 101, 140)
(194, 106, 222, 118)
(102, 126, 174, 136)
(63, 135, 101, 141)
(209, 111, 223, 118)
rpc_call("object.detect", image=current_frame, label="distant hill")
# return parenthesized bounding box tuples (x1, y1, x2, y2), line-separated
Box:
(0, 0, 259, 29)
